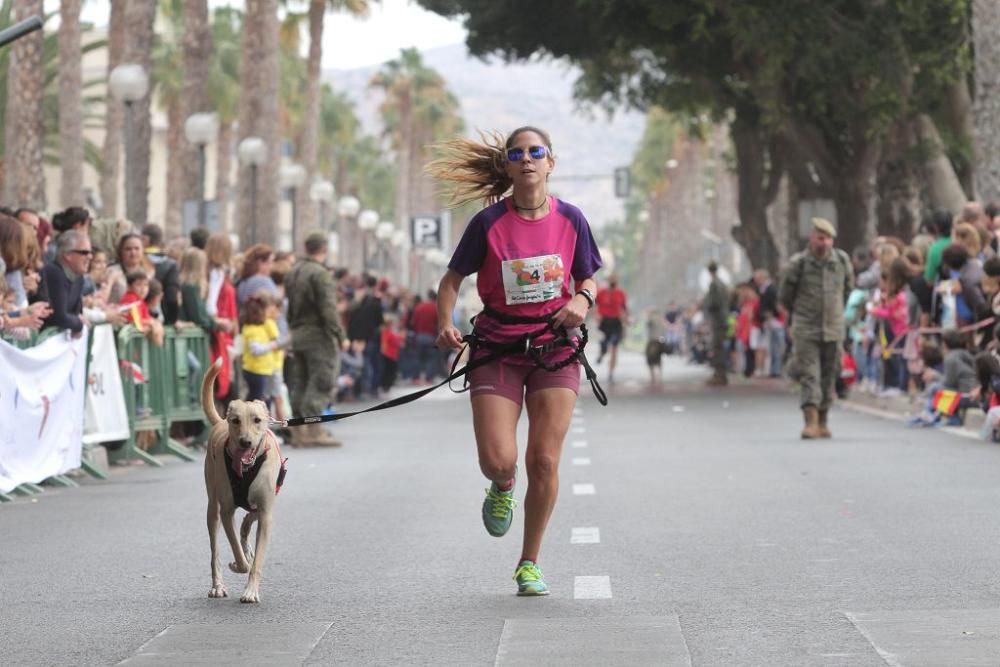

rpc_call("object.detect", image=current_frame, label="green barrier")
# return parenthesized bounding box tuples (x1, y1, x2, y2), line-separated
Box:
(111, 325, 207, 466)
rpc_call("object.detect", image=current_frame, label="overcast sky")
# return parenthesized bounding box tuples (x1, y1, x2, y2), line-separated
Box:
(48, 0, 468, 71)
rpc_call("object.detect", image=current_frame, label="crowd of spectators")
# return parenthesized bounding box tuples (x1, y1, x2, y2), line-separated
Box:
(0, 208, 459, 447)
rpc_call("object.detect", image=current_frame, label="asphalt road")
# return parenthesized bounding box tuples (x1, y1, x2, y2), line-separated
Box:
(4, 351, 1000, 666)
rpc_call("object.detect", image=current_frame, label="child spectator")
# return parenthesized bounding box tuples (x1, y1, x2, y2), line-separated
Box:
(266, 295, 290, 425)
(145, 277, 164, 322)
(379, 314, 404, 393)
(645, 307, 667, 386)
(911, 329, 978, 426)
(119, 271, 165, 345)
(338, 340, 365, 402)
(241, 293, 279, 405)
(871, 258, 910, 393)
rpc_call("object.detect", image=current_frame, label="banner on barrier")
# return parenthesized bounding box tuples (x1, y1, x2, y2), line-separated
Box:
(83, 324, 130, 445)
(0, 329, 89, 493)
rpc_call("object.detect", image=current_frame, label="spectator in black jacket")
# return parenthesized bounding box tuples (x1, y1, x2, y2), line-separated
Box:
(41, 230, 90, 336)
(347, 274, 385, 397)
(140, 223, 180, 324)
(753, 269, 784, 377)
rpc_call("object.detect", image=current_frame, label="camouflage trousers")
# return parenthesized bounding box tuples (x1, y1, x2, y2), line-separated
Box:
(790, 338, 840, 410)
(710, 323, 727, 375)
(289, 343, 340, 418)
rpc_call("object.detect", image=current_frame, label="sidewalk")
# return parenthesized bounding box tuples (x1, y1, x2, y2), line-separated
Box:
(838, 384, 990, 441)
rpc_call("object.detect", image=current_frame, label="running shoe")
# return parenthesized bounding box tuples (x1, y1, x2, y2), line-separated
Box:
(482, 475, 517, 537)
(513, 560, 549, 596)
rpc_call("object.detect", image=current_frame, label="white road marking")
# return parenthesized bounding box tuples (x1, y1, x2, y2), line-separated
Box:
(572, 457, 591, 466)
(573, 408, 583, 416)
(571, 426, 586, 434)
(571, 527, 600, 544)
(574, 575, 612, 599)
(573, 483, 596, 495)
(571, 440, 588, 448)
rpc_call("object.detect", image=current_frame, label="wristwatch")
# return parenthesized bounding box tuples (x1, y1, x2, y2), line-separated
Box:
(575, 288, 595, 309)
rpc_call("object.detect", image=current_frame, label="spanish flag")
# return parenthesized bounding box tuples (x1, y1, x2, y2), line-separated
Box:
(932, 389, 961, 416)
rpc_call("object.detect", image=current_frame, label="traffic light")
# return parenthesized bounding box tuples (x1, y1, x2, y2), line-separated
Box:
(614, 167, 631, 198)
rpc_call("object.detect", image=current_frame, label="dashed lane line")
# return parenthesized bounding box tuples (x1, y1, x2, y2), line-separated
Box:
(574, 575, 612, 599)
(572, 483, 596, 495)
(571, 527, 600, 544)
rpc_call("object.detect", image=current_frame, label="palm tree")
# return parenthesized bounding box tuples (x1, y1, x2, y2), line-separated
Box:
(208, 6, 242, 233)
(152, 0, 185, 237)
(121, 0, 156, 226)
(293, 0, 371, 250)
(4, 0, 45, 208)
(180, 0, 214, 217)
(973, 0, 1000, 203)
(236, 0, 280, 249)
(99, 0, 126, 218)
(371, 48, 463, 231)
(57, 0, 83, 207)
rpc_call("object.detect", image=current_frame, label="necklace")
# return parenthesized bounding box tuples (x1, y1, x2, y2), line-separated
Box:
(514, 195, 547, 211)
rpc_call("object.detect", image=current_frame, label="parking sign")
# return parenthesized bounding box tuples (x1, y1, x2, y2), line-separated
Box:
(411, 215, 442, 248)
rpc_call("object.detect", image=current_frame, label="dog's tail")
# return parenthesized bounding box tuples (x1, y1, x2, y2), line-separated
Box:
(201, 357, 224, 425)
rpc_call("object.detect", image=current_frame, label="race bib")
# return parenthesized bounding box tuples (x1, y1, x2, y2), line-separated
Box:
(501, 253, 565, 305)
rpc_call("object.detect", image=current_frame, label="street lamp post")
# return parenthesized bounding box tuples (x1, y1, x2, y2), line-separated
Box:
(237, 137, 267, 245)
(184, 112, 219, 230)
(357, 209, 379, 272)
(109, 64, 149, 224)
(375, 221, 395, 272)
(337, 195, 361, 272)
(280, 163, 307, 251)
(309, 179, 335, 230)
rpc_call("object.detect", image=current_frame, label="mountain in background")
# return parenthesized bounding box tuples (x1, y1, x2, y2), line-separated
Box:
(324, 43, 647, 229)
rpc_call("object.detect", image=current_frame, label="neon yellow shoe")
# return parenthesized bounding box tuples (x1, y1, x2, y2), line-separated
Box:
(513, 560, 549, 596)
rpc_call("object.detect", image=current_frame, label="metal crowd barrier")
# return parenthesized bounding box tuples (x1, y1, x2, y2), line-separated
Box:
(111, 325, 210, 467)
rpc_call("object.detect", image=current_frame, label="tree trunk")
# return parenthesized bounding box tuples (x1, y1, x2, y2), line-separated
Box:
(122, 0, 156, 226)
(216, 120, 233, 234)
(729, 113, 781, 275)
(947, 79, 976, 199)
(58, 0, 83, 208)
(875, 118, 921, 241)
(181, 0, 213, 229)
(395, 91, 412, 231)
(973, 0, 1000, 204)
(99, 0, 126, 218)
(918, 114, 968, 216)
(236, 0, 281, 250)
(295, 0, 325, 251)
(164, 100, 184, 237)
(4, 0, 46, 209)
(832, 138, 881, 256)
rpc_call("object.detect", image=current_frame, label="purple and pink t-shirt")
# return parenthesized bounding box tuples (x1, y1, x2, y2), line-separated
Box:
(448, 196, 603, 346)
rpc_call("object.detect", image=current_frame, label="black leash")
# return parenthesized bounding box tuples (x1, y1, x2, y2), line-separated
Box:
(282, 311, 607, 428)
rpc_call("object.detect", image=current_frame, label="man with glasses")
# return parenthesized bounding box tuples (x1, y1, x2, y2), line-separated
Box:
(41, 229, 91, 337)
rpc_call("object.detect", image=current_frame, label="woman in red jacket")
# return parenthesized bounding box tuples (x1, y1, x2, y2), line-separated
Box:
(206, 233, 237, 401)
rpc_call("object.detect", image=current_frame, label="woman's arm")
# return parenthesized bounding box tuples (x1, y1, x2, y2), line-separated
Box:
(436, 269, 464, 350)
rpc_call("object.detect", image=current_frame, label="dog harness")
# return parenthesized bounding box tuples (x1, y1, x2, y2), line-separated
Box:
(223, 438, 288, 512)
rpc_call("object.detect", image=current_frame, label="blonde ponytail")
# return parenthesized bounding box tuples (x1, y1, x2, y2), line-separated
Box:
(425, 130, 513, 208)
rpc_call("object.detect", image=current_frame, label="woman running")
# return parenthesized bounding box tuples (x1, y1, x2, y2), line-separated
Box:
(429, 126, 602, 595)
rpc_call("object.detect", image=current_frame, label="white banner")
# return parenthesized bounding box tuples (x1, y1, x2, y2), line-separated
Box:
(0, 329, 89, 493)
(83, 324, 130, 445)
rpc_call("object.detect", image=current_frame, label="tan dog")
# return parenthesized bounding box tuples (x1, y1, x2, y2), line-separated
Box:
(201, 358, 286, 603)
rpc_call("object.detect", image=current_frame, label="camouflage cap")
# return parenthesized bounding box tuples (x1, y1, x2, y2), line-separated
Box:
(811, 217, 837, 238)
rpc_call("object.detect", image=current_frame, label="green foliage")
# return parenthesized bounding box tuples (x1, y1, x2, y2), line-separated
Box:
(0, 2, 108, 170)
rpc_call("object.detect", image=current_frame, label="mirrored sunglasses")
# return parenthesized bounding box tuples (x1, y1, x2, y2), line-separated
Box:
(506, 145, 548, 162)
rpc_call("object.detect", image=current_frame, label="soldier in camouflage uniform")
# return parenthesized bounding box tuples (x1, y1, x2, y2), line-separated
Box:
(703, 261, 730, 386)
(779, 218, 853, 439)
(285, 232, 345, 448)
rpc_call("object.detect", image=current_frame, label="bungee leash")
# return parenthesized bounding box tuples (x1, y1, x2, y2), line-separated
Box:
(280, 310, 607, 428)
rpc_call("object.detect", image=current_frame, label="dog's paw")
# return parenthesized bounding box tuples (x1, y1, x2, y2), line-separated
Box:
(242, 547, 254, 562)
(208, 584, 228, 598)
(228, 561, 249, 574)
(240, 588, 260, 604)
